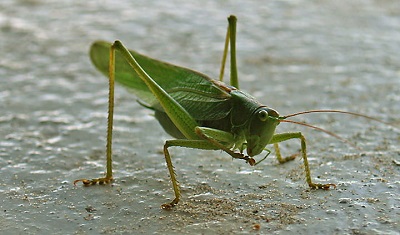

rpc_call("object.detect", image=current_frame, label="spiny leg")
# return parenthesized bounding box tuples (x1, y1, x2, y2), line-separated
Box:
(160, 139, 224, 210)
(228, 15, 238, 88)
(270, 132, 336, 190)
(161, 140, 180, 210)
(219, 15, 239, 89)
(195, 127, 275, 166)
(74, 38, 117, 186)
(194, 127, 255, 164)
(218, 17, 229, 82)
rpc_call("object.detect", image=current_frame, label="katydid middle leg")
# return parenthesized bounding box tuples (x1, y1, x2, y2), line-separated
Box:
(270, 132, 336, 189)
(161, 137, 235, 209)
(161, 126, 251, 209)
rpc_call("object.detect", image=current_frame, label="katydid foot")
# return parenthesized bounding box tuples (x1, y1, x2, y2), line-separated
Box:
(274, 143, 298, 164)
(309, 182, 336, 190)
(161, 198, 179, 210)
(277, 153, 298, 164)
(73, 177, 113, 186)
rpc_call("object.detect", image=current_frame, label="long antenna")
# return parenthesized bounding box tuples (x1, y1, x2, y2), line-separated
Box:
(280, 119, 361, 150)
(282, 109, 393, 126)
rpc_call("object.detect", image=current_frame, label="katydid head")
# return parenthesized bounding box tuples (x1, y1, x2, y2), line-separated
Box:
(246, 107, 280, 156)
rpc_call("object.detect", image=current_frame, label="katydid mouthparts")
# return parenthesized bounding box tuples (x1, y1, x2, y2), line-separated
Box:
(74, 15, 396, 209)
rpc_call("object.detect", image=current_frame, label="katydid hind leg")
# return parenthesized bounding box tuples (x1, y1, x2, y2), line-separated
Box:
(112, 41, 199, 140)
(270, 132, 336, 190)
(74, 40, 117, 186)
(219, 15, 239, 89)
(218, 20, 229, 83)
(228, 15, 239, 89)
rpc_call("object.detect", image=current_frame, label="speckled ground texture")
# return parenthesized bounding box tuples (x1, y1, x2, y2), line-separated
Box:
(1, 1, 399, 234)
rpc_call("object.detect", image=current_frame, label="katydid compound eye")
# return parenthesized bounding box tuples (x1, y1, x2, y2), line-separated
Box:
(258, 110, 269, 121)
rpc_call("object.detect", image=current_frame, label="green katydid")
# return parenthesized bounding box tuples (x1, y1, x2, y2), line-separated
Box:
(74, 15, 393, 209)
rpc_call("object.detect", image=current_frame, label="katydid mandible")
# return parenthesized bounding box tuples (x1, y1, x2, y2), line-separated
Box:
(74, 15, 392, 209)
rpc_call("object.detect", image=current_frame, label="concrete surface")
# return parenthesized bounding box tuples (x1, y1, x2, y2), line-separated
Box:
(1, 0, 399, 234)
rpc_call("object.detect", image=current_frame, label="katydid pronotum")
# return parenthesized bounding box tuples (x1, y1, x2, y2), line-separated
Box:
(74, 15, 393, 209)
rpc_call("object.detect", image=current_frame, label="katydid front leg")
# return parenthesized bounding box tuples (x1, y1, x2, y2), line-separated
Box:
(273, 143, 298, 164)
(270, 132, 336, 190)
(195, 127, 260, 165)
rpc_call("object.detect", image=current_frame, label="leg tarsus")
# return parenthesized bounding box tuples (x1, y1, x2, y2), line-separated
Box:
(73, 176, 113, 186)
(309, 182, 337, 190)
(277, 153, 298, 164)
(161, 198, 180, 210)
(274, 143, 298, 164)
